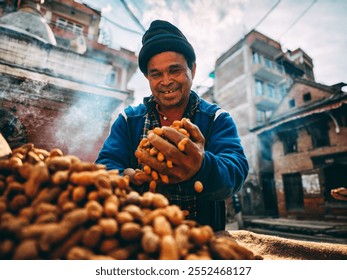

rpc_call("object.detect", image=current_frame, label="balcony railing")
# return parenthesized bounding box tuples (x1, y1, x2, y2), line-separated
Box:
(252, 54, 285, 83)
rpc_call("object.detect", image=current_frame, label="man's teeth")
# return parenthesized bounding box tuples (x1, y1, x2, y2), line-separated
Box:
(164, 90, 176, 93)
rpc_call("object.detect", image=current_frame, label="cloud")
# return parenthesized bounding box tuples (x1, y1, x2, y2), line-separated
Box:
(101, 4, 112, 14)
(82, 0, 347, 101)
(137, 0, 249, 92)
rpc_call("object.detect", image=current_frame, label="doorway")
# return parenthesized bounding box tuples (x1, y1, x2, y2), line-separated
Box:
(282, 173, 304, 211)
(261, 173, 278, 215)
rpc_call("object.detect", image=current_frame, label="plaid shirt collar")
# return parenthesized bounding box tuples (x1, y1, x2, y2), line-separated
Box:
(140, 91, 200, 220)
(142, 91, 200, 138)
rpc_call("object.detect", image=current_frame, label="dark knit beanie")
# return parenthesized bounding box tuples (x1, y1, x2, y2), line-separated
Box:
(138, 20, 196, 74)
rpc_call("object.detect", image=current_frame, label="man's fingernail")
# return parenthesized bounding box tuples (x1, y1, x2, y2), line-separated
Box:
(147, 132, 154, 140)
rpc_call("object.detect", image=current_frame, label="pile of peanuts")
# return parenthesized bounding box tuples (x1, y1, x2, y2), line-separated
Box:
(136, 118, 203, 193)
(0, 143, 260, 260)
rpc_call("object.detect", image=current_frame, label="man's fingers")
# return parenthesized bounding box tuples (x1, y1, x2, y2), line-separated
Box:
(123, 168, 151, 186)
(133, 170, 151, 184)
(182, 118, 204, 143)
(147, 131, 179, 149)
(135, 148, 168, 173)
(148, 126, 203, 160)
(147, 132, 186, 161)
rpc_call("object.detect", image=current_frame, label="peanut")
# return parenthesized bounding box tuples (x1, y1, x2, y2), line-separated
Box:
(141, 230, 160, 254)
(99, 218, 118, 237)
(0, 143, 258, 261)
(153, 215, 172, 237)
(194, 181, 203, 193)
(13, 239, 39, 260)
(178, 137, 189, 152)
(120, 222, 142, 241)
(24, 162, 49, 198)
(159, 235, 179, 260)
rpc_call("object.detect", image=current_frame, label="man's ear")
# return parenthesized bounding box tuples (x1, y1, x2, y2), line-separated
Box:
(191, 63, 197, 79)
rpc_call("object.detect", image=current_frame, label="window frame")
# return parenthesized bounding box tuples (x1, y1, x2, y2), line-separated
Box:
(255, 79, 264, 96)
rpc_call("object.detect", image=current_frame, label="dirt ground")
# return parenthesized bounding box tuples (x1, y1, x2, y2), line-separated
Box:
(216, 230, 347, 260)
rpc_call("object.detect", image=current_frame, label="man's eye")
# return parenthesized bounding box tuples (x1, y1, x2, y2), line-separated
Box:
(170, 69, 181, 75)
(150, 73, 161, 78)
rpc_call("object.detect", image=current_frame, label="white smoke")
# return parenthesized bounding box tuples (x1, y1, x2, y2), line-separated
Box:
(53, 96, 106, 158)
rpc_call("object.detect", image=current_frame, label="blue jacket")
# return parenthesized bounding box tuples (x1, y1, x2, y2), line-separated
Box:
(96, 92, 249, 231)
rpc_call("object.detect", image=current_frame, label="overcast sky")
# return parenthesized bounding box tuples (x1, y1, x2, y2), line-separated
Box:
(80, 0, 347, 103)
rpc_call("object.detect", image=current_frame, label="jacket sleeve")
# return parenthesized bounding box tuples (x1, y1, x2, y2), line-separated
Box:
(182, 111, 249, 200)
(95, 113, 131, 173)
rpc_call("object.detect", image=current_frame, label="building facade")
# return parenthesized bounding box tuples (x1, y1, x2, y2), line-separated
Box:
(252, 80, 347, 219)
(0, 0, 137, 161)
(213, 30, 347, 220)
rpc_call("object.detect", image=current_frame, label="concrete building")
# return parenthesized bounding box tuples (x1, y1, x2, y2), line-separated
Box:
(0, 0, 137, 161)
(212, 29, 347, 220)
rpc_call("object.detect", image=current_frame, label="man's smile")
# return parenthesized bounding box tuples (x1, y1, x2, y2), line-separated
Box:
(160, 88, 179, 94)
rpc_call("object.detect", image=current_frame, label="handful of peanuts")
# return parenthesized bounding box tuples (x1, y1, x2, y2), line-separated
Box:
(135, 118, 203, 193)
(0, 143, 260, 260)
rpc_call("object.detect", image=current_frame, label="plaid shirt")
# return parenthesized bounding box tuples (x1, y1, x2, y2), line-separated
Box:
(141, 92, 200, 220)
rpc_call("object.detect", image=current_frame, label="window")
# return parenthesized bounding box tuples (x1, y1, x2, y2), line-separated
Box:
(74, 25, 83, 35)
(279, 131, 298, 154)
(256, 109, 272, 124)
(56, 18, 67, 29)
(288, 98, 295, 108)
(56, 17, 84, 36)
(309, 123, 330, 148)
(267, 83, 275, 99)
(256, 109, 264, 123)
(252, 51, 261, 64)
(255, 79, 264, 96)
(303, 92, 312, 102)
(106, 70, 117, 86)
(338, 114, 347, 127)
(66, 21, 74, 33)
(259, 137, 272, 160)
(276, 63, 285, 74)
(279, 84, 287, 99)
(264, 57, 273, 69)
(301, 173, 320, 195)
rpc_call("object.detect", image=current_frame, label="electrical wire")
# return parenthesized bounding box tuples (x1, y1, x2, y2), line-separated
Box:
(79, 0, 144, 35)
(253, 0, 282, 30)
(196, 0, 282, 93)
(119, 0, 146, 32)
(278, 0, 317, 40)
(102, 16, 143, 35)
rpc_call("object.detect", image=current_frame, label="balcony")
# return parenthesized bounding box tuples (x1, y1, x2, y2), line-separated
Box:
(255, 96, 280, 111)
(252, 52, 286, 83)
(252, 60, 285, 83)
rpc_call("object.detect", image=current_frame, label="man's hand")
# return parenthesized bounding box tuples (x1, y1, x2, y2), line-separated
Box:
(135, 119, 205, 184)
(123, 168, 151, 186)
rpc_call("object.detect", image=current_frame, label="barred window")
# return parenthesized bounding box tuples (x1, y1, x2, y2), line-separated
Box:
(56, 17, 84, 36)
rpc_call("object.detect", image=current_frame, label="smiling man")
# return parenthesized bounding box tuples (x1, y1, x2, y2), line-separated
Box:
(95, 20, 249, 231)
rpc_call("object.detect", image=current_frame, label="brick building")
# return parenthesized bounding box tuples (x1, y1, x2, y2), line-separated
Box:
(252, 80, 347, 219)
(0, 0, 137, 161)
(211, 29, 347, 220)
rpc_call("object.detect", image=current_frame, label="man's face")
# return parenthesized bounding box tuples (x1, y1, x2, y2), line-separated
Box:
(146, 52, 196, 111)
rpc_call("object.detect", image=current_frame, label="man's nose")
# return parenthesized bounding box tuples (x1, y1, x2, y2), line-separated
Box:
(161, 72, 172, 85)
